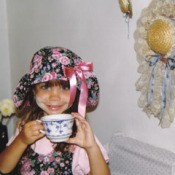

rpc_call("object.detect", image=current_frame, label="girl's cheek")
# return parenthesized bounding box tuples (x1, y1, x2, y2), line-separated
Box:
(35, 96, 46, 110)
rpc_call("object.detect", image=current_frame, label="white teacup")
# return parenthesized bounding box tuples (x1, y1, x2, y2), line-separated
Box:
(41, 114, 74, 142)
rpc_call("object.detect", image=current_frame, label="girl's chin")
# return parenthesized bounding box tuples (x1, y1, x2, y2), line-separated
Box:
(45, 111, 62, 115)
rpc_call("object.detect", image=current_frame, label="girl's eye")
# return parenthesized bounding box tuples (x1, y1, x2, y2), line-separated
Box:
(61, 82, 70, 90)
(62, 86, 70, 90)
(61, 85, 70, 90)
(40, 84, 49, 90)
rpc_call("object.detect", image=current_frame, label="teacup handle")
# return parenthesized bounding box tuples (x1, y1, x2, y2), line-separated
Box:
(39, 130, 45, 134)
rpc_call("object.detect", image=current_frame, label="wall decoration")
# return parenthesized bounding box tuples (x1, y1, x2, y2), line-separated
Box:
(118, 0, 132, 19)
(134, 0, 175, 128)
(118, 0, 133, 38)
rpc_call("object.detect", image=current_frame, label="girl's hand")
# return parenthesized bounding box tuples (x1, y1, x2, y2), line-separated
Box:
(66, 113, 97, 150)
(18, 120, 45, 146)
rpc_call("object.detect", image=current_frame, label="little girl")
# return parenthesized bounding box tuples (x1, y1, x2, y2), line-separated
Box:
(0, 47, 110, 175)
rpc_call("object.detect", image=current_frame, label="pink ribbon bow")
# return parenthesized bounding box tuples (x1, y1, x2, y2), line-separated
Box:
(64, 62, 93, 117)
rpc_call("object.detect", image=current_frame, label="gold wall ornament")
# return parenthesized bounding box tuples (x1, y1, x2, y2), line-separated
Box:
(118, 0, 132, 18)
(147, 19, 173, 55)
(118, 0, 133, 39)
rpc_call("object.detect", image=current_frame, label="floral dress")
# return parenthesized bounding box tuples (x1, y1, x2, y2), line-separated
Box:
(11, 146, 73, 175)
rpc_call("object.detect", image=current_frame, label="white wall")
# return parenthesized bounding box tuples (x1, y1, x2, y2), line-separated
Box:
(0, 0, 16, 138)
(3, 0, 175, 153)
(0, 0, 11, 99)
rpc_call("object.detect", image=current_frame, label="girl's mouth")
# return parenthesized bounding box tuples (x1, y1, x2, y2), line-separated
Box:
(47, 105, 62, 111)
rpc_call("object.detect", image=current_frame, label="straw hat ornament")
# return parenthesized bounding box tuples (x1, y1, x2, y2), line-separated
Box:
(134, 0, 175, 128)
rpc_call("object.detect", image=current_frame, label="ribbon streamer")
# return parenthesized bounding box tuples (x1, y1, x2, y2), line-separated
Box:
(146, 55, 175, 120)
(64, 62, 93, 117)
(146, 55, 159, 106)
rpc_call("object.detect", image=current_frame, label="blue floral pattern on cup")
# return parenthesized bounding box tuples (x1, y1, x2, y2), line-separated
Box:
(41, 115, 74, 142)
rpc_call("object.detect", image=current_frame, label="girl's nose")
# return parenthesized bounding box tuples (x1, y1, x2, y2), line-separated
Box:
(49, 87, 62, 99)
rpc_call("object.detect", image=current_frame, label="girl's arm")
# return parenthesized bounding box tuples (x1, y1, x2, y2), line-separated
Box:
(86, 144, 110, 175)
(0, 135, 28, 173)
(0, 120, 44, 173)
(86, 142, 110, 175)
(67, 113, 111, 175)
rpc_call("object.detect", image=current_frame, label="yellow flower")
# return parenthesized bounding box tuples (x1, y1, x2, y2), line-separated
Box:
(0, 99, 15, 117)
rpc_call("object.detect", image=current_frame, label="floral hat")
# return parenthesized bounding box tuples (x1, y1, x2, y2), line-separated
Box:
(13, 46, 100, 117)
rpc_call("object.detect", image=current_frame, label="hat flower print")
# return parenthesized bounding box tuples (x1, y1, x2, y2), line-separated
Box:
(134, 0, 175, 128)
(13, 47, 100, 117)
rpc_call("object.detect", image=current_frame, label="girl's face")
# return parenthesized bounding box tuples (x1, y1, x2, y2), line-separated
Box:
(34, 80, 70, 115)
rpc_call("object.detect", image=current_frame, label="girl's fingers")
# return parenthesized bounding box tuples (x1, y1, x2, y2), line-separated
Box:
(72, 113, 87, 125)
(23, 120, 44, 138)
(33, 130, 40, 136)
(25, 120, 39, 127)
(72, 112, 92, 131)
(71, 112, 85, 120)
(75, 118, 83, 132)
(23, 123, 38, 134)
